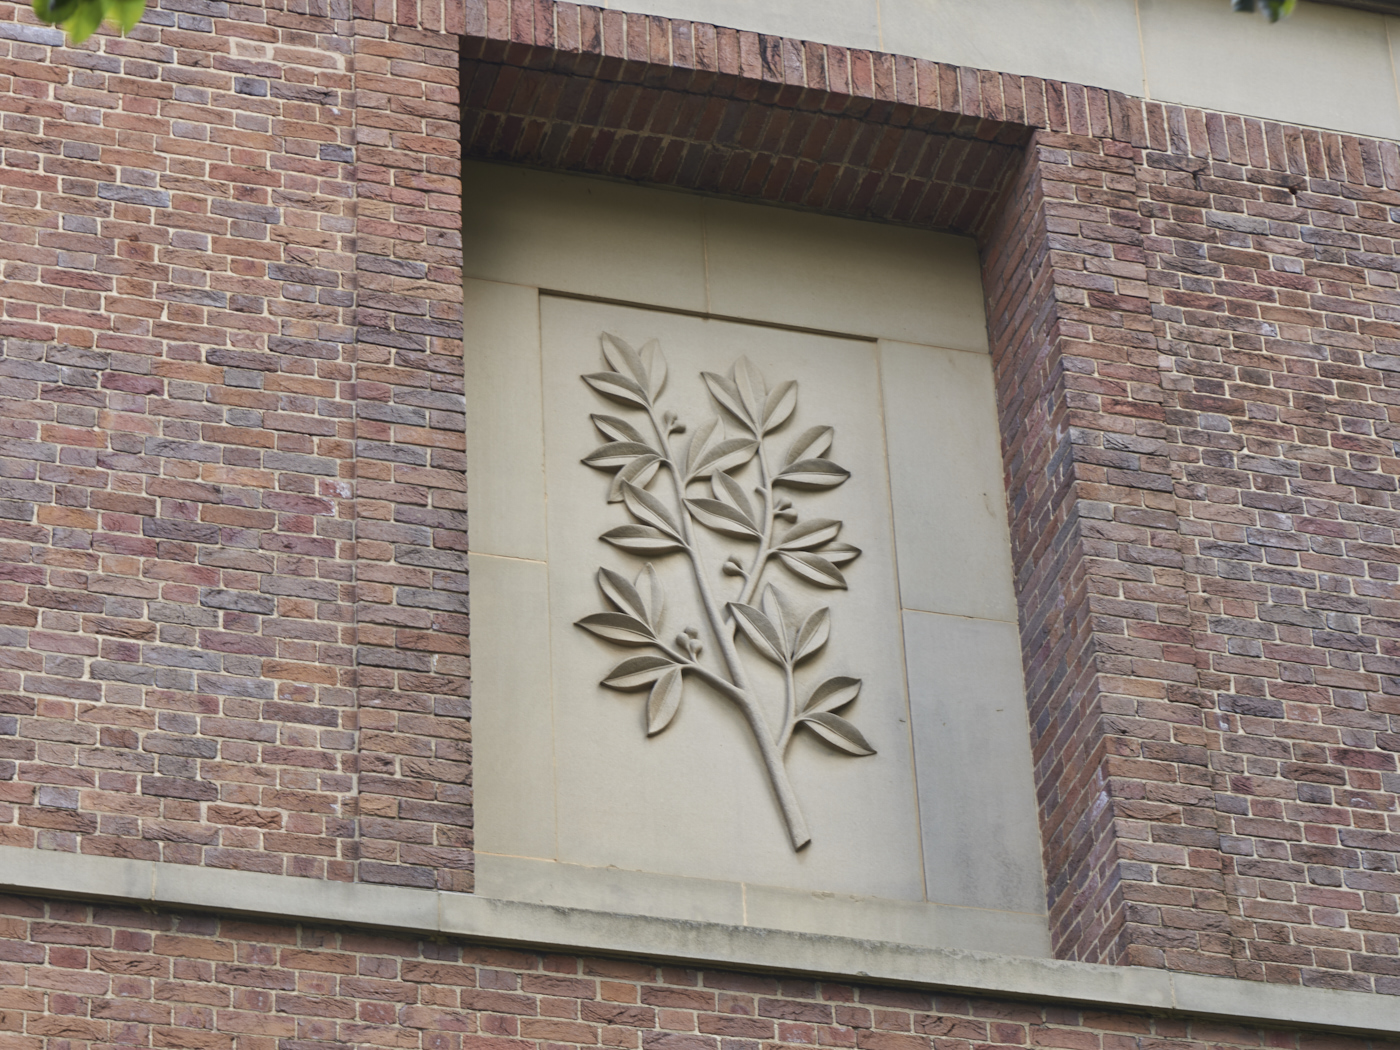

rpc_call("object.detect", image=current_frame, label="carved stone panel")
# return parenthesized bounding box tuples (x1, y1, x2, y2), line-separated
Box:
(540, 296, 925, 899)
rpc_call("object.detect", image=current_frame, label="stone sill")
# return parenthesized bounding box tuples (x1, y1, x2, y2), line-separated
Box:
(1, 846, 1396, 1036)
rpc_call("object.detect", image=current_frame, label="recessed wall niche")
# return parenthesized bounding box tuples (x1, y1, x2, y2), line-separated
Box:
(462, 160, 1049, 955)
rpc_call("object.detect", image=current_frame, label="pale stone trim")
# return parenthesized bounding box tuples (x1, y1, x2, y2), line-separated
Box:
(2, 846, 1395, 1036)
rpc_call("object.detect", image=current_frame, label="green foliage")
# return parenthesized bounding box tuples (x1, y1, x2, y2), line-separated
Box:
(32, 0, 144, 43)
(1231, 0, 1298, 21)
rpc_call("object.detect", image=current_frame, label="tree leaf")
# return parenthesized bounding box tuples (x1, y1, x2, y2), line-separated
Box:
(762, 380, 797, 433)
(583, 371, 650, 408)
(686, 498, 761, 538)
(685, 418, 718, 476)
(778, 551, 847, 589)
(622, 480, 681, 538)
(733, 357, 767, 423)
(775, 458, 850, 489)
(711, 469, 755, 523)
(592, 414, 647, 443)
(602, 332, 649, 388)
(784, 425, 833, 467)
(792, 606, 830, 663)
(65, 0, 102, 40)
(799, 712, 876, 756)
(777, 518, 842, 551)
(603, 655, 676, 689)
(702, 371, 754, 429)
(598, 567, 649, 623)
(641, 338, 667, 400)
(803, 676, 861, 714)
(728, 601, 787, 665)
(111, 0, 145, 30)
(575, 612, 656, 646)
(818, 543, 861, 566)
(584, 441, 656, 470)
(690, 437, 758, 479)
(647, 667, 683, 735)
(608, 454, 661, 503)
(601, 525, 685, 554)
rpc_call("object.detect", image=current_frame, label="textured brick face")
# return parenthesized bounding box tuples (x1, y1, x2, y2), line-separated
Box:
(0, 894, 1386, 1050)
(0, 0, 470, 889)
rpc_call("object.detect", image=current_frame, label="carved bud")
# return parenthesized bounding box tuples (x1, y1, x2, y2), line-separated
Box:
(722, 556, 746, 576)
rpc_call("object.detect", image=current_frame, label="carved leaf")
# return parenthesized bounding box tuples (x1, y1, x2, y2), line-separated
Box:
(608, 454, 662, 503)
(784, 425, 833, 467)
(576, 612, 657, 645)
(733, 357, 768, 424)
(602, 332, 650, 389)
(778, 551, 847, 589)
(792, 606, 830, 663)
(690, 437, 758, 479)
(685, 419, 718, 475)
(584, 371, 650, 408)
(803, 676, 861, 714)
(686, 498, 762, 538)
(762, 380, 797, 433)
(711, 469, 756, 523)
(599, 567, 650, 624)
(641, 338, 667, 400)
(647, 667, 683, 735)
(818, 542, 861, 566)
(702, 371, 754, 430)
(761, 585, 795, 656)
(622, 481, 681, 539)
(601, 525, 685, 554)
(775, 458, 850, 489)
(641, 563, 664, 628)
(728, 601, 788, 665)
(799, 712, 876, 756)
(777, 518, 842, 551)
(592, 414, 647, 444)
(584, 441, 656, 470)
(604, 655, 676, 689)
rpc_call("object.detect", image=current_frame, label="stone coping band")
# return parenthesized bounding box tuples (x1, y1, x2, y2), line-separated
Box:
(2, 847, 1397, 1035)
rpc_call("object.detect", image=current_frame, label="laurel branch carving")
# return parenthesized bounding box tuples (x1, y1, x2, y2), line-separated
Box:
(574, 332, 875, 851)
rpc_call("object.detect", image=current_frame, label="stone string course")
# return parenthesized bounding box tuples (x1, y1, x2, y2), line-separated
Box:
(2, 0, 1400, 999)
(1, 893, 1395, 1050)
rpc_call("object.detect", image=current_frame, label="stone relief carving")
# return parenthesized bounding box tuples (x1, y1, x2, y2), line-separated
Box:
(574, 332, 875, 851)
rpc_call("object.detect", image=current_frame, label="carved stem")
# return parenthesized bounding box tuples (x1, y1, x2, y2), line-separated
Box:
(779, 661, 797, 753)
(735, 427, 777, 609)
(646, 406, 810, 851)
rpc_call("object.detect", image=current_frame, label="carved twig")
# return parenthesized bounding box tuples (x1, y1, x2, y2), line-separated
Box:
(575, 334, 875, 851)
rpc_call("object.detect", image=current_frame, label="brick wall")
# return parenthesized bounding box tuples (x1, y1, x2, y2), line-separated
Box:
(7, 0, 1400, 995)
(1, 893, 1392, 1050)
(0, 0, 470, 889)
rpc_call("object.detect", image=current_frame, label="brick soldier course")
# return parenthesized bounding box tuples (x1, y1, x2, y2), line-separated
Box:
(2, 0, 1400, 1029)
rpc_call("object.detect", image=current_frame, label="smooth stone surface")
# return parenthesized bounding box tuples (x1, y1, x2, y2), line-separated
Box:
(876, 0, 1143, 95)
(469, 553, 558, 860)
(461, 162, 708, 312)
(880, 340, 1017, 623)
(539, 296, 925, 899)
(1137, 0, 1400, 140)
(904, 610, 1045, 914)
(703, 200, 988, 350)
(742, 883, 1051, 957)
(476, 853, 747, 924)
(464, 279, 547, 561)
